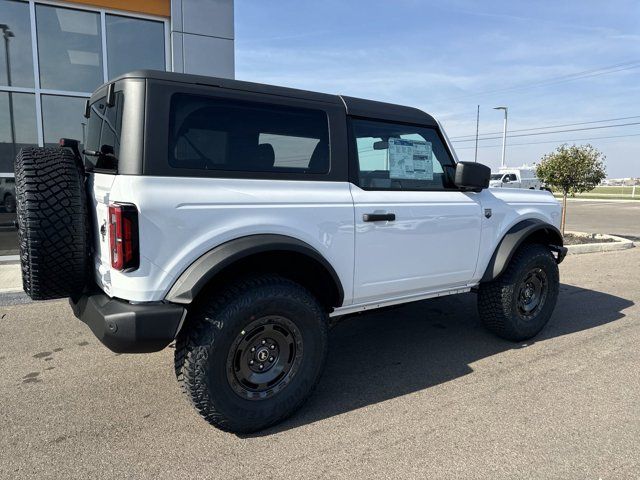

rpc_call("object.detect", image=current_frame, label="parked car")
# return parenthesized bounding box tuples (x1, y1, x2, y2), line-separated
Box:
(489, 167, 545, 190)
(14, 70, 566, 433)
(0, 177, 16, 213)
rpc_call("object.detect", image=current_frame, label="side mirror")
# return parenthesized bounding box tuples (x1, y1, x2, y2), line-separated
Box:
(454, 162, 490, 192)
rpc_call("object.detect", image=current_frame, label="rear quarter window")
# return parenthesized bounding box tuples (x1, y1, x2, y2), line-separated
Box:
(83, 92, 124, 171)
(168, 94, 330, 174)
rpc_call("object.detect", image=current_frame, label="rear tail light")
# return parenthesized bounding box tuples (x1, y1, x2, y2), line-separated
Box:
(108, 203, 139, 271)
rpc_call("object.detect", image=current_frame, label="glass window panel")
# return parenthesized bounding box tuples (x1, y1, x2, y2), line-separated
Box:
(168, 94, 330, 174)
(106, 15, 165, 79)
(83, 92, 123, 171)
(351, 118, 453, 191)
(1, 0, 34, 87)
(41, 95, 87, 147)
(36, 5, 103, 92)
(0, 91, 36, 173)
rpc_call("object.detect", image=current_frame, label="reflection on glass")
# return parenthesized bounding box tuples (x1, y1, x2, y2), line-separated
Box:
(36, 5, 103, 92)
(0, 92, 36, 172)
(106, 15, 165, 79)
(41, 95, 86, 147)
(0, 0, 35, 87)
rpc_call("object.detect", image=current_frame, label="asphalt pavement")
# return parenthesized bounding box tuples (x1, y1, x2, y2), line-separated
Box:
(564, 200, 640, 238)
(1, 248, 639, 479)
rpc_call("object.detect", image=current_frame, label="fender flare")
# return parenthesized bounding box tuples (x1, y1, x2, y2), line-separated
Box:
(165, 234, 344, 305)
(481, 219, 564, 282)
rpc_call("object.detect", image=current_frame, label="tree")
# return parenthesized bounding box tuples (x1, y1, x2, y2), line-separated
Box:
(536, 144, 606, 235)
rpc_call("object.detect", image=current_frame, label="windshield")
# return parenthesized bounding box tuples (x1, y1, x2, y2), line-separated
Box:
(490, 174, 503, 180)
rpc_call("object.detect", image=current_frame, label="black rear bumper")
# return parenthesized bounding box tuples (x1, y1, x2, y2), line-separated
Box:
(69, 294, 186, 353)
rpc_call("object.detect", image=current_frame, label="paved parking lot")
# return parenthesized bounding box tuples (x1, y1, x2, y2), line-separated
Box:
(1, 248, 639, 479)
(565, 200, 640, 238)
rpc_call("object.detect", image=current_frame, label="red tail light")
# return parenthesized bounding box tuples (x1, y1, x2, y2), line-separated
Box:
(108, 203, 139, 271)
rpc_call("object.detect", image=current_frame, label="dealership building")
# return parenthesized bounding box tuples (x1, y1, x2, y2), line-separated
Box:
(0, 0, 235, 175)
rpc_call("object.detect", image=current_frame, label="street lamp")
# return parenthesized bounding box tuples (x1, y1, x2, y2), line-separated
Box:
(493, 106, 508, 168)
(0, 24, 16, 159)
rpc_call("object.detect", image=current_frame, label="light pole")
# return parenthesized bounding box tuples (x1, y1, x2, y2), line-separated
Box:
(0, 24, 16, 159)
(474, 104, 480, 162)
(493, 106, 508, 168)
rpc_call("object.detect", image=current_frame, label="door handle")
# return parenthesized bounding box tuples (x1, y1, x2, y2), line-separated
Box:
(363, 213, 396, 222)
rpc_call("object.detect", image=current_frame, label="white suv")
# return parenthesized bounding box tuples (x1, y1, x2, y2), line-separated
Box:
(14, 70, 566, 433)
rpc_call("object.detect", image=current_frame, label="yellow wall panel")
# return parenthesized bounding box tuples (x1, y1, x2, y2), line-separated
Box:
(67, 0, 170, 17)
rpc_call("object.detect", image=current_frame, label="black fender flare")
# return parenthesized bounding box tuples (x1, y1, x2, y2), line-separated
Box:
(165, 234, 344, 305)
(481, 219, 564, 282)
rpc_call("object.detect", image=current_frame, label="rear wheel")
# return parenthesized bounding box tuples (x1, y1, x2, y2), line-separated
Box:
(14, 147, 89, 300)
(174, 274, 328, 433)
(478, 244, 559, 341)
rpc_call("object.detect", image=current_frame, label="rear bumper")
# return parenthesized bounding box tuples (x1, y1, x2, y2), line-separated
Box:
(69, 293, 186, 353)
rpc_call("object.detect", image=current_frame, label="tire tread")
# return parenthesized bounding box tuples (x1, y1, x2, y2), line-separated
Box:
(174, 274, 327, 433)
(14, 147, 89, 300)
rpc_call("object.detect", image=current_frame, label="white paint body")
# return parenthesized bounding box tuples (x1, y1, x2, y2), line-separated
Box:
(89, 173, 561, 315)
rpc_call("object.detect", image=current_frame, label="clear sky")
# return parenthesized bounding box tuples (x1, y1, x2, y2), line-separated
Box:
(235, 0, 640, 178)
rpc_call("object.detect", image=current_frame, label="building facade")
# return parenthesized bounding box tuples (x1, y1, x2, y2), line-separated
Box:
(0, 0, 234, 254)
(0, 0, 234, 175)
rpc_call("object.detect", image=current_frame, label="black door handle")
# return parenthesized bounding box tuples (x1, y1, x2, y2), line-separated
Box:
(363, 213, 396, 222)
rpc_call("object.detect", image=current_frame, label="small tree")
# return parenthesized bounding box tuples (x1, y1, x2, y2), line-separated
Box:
(536, 144, 606, 235)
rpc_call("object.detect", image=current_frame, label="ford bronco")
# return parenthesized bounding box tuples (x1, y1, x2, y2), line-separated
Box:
(14, 70, 566, 433)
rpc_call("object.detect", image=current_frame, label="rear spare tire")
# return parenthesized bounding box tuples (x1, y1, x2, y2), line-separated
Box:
(14, 147, 89, 300)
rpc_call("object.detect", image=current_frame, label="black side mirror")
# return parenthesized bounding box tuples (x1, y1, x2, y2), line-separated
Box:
(454, 162, 490, 192)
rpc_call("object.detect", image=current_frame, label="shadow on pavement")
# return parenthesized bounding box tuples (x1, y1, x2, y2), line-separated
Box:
(248, 283, 633, 437)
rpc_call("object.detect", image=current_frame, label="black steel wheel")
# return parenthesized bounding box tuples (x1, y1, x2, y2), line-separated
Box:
(516, 267, 548, 320)
(226, 315, 304, 400)
(478, 243, 559, 341)
(175, 275, 328, 433)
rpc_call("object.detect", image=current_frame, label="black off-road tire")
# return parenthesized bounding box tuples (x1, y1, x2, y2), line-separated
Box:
(478, 243, 559, 341)
(174, 274, 328, 433)
(14, 147, 89, 300)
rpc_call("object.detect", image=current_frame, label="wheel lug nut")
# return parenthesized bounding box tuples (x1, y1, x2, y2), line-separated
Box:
(249, 360, 254, 365)
(259, 364, 264, 370)
(250, 347, 255, 352)
(269, 356, 274, 362)
(261, 340, 266, 345)
(269, 344, 275, 350)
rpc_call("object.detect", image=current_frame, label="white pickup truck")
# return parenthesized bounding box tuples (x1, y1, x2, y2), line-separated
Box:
(14, 70, 566, 433)
(490, 167, 545, 190)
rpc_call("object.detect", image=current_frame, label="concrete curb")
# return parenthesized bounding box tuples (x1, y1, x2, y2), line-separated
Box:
(0, 262, 23, 293)
(565, 231, 635, 255)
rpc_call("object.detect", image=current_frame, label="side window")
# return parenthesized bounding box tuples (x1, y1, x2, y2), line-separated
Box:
(350, 118, 454, 191)
(168, 94, 330, 174)
(83, 92, 123, 170)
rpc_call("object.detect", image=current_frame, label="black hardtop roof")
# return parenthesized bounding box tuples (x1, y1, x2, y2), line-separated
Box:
(106, 70, 438, 127)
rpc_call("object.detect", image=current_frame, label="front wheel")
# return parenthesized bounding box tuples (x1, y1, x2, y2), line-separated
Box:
(478, 244, 559, 341)
(174, 275, 328, 433)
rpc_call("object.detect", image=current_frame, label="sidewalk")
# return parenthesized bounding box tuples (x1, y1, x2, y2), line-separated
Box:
(0, 262, 23, 293)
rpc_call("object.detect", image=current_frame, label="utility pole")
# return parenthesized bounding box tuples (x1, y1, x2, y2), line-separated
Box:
(493, 106, 508, 168)
(474, 105, 479, 162)
(1, 24, 16, 160)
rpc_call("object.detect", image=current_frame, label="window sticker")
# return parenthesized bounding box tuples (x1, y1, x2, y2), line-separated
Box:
(388, 138, 433, 180)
